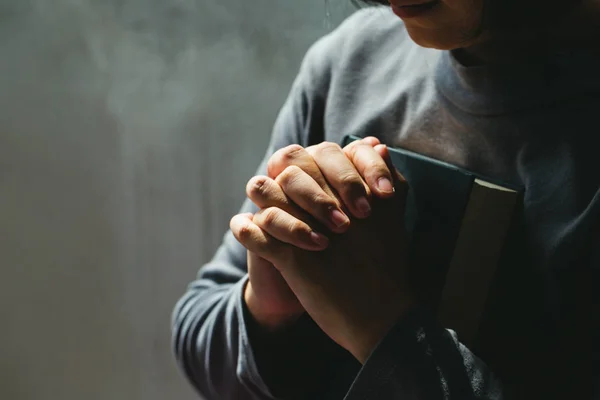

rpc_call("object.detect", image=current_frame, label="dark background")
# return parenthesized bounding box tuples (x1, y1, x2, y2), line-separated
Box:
(0, 1, 353, 399)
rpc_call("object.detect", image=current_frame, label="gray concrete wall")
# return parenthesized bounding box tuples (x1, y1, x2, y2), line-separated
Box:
(0, 1, 352, 399)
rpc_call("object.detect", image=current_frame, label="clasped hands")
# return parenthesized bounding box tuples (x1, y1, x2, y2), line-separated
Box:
(231, 137, 415, 363)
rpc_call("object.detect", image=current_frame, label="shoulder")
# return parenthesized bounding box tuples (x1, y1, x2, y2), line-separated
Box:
(317, 7, 409, 56)
(297, 7, 413, 92)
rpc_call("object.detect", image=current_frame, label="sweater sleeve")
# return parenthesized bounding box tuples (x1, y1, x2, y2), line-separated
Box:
(171, 25, 361, 400)
(344, 307, 503, 400)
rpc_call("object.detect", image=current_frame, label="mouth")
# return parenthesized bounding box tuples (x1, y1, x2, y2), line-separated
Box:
(390, 0, 440, 18)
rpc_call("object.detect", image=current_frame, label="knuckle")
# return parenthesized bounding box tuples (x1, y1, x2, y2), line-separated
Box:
(282, 144, 305, 157)
(316, 141, 342, 155)
(338, 171, 363, 188)
(368, 160, 390, 176)
(270, 145, 304, 168)
(237, 223, 254, 241)
(267, 145, 305, 177)
(343, 142, 360, 158)
(246, 176, 269, 198)
(259, 207, 280, 228)
(364, 155, 384, 169)
(285, 164, 304, 175)
(342, 140, 355, 151)
(276, 165, 302, 186)
(311, 193, 336, 210)
(289, 220, 308, 237)
(304, 144, 317, 156)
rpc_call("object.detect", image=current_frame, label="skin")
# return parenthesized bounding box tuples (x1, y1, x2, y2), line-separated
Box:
(390, 0, 486, 50)
(231, 0, 600, 361)
(235, 139, 414, 361)
(398, 0, 600, 62)
(240, 138, 396, 333)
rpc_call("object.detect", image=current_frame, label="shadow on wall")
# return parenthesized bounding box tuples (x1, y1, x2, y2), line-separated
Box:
(0, 1, 353, 400)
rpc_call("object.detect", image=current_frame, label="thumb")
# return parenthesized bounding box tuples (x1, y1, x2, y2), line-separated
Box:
(247, 250, 292, 295)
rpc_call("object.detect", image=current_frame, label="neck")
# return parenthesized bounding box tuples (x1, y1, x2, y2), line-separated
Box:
(456, 0, 600, 66)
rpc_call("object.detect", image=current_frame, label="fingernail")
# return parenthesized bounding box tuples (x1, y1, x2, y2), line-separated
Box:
(354, 196, 371, 216)
(310, 232, 329, 247)
(329, 208, 350, 228)
(377, 177, 394, 194)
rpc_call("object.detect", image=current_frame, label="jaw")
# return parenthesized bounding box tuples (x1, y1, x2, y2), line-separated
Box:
(403, 23, 485, 51)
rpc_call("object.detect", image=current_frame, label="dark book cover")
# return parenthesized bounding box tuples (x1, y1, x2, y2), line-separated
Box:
(342, 135, 524, 344)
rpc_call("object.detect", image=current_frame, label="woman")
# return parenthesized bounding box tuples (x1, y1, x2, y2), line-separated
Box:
(172, 1, 600, 399)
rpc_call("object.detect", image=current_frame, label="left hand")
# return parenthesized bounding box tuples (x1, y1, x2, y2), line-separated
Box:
(230, 139, 416, 363)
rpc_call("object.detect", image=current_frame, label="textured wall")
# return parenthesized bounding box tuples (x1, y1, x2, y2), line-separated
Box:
(0, 1, 352, 399)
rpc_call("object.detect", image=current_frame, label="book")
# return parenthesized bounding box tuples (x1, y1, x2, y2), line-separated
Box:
(342, 135, 524, 345)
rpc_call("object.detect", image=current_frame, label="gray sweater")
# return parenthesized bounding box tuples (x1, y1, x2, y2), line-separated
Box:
(172, 8, 600, 400)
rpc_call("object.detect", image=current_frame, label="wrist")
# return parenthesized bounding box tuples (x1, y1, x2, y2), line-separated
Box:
(244, 282, 302, 333)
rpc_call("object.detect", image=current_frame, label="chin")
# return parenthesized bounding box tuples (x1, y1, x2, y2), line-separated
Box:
(404, 26, 484, 50)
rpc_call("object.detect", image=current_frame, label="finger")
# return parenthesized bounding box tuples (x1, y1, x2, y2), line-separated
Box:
(253, 207, 329, 251)
(306, 142, 372, 219)
(276, 165, 350, 233)
(345, 142, 396, 198)
(267, 144, 339, 201)
(246, 175, 306, 215)
(341, 136, 380, 155)
(360, 136, 381, 147)
(371, 144, 409, 224)
(230, 213, 291, 267)
(373, 144, 409, 199)
(246, 175, 325, 233)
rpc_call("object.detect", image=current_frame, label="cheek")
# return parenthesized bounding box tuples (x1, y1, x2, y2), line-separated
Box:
(434, 0, 484, 27)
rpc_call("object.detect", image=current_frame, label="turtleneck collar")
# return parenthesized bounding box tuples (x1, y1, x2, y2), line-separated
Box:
(434, 45, 600, 116)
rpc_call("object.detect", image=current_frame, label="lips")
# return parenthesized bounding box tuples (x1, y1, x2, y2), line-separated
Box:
(389, 0, 437, 6)
(389, 0, 440, 18)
